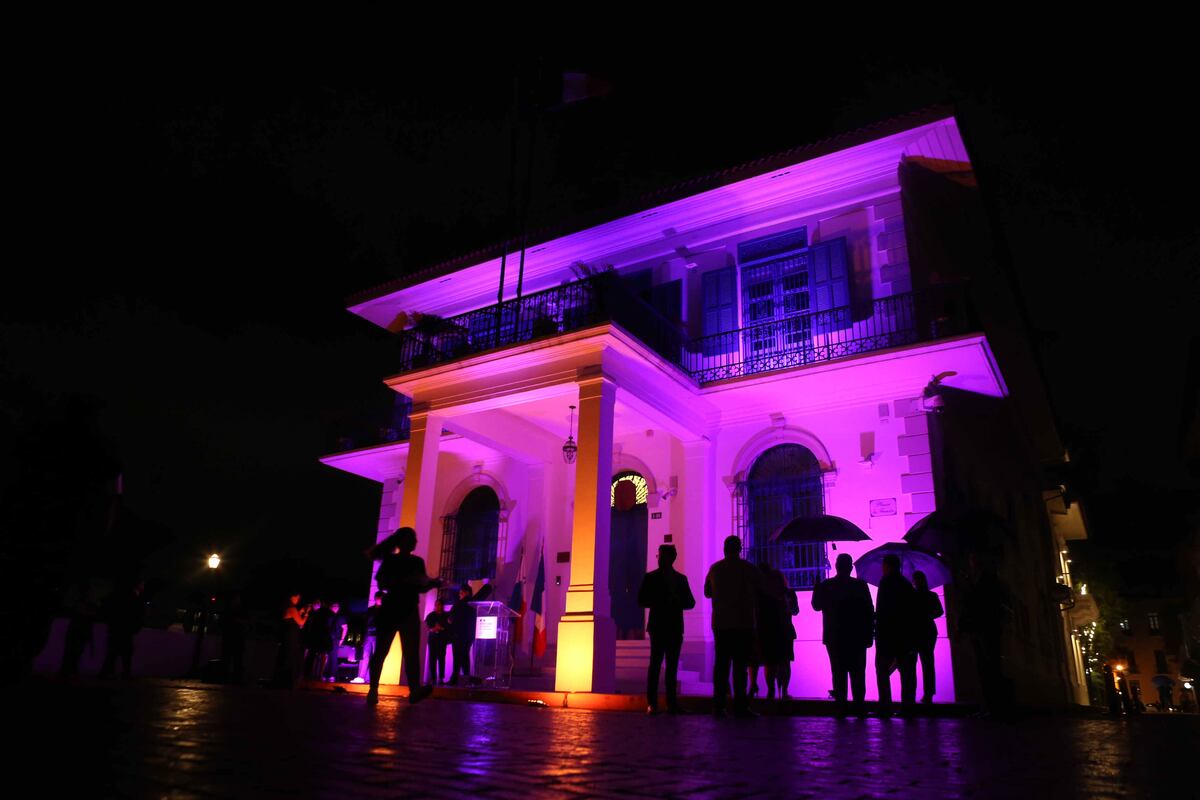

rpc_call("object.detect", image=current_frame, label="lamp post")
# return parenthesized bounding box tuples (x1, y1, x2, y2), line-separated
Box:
(189, 553, 221, 678)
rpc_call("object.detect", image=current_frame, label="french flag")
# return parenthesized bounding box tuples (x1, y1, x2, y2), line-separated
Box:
(508, 544, 526, 646)
(531, 545, 547, 658)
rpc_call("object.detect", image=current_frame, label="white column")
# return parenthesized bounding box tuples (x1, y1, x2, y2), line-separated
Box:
(680, 436, 716, 643)
(555, 370, 617, 693)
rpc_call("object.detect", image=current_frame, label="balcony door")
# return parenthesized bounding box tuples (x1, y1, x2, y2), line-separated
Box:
(738, 236, 851, 374)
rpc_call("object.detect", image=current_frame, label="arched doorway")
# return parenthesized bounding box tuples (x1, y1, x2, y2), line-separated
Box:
(610, 470, 649, 639)
(439, 486, 501, 591)
(738, 444, 828, 589)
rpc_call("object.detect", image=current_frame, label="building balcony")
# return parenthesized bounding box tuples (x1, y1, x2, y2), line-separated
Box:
(330, 278, 974, 454)
(394, 274, 972, 387)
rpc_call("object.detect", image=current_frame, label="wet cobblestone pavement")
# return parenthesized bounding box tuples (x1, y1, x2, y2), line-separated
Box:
(16, 680, 1198, 798)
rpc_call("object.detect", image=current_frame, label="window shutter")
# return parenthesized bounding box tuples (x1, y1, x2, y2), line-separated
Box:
(810, 237, 851, 333)
(701, 267, 737, 354)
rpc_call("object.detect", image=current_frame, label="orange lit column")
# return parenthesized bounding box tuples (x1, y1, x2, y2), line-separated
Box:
(381, 403, 442, 686)
(555, 371, 617, 693)
(398, 404, 444, 549)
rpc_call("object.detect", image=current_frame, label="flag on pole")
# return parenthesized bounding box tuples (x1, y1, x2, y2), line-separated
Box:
(531, 543, 547, 658)
(508, 543, 526, 647)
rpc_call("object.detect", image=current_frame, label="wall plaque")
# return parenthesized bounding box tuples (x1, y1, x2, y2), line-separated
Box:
(870, 498, 897, 517)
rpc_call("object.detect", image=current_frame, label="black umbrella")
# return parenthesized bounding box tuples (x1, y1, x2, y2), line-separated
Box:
(854, 542, 952, 588)
(1151, 675, 1176, 689)
(769, 514, 871, 544)
(904, 507, 1008, 559)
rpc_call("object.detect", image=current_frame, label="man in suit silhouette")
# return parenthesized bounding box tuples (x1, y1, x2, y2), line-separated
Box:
(638, 544, 696, 714)
(812, 553, 874, 716)
(705, 535, 763, 718)
(874, 554, 919, 716)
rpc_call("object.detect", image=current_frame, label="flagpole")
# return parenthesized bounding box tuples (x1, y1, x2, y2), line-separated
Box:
(495, 71, 521, 346)
(530, 536, 542, 674)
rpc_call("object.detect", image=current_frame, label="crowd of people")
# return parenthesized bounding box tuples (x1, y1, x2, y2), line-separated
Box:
(274, 528, 1001, 717)
(271, 595, 351, 688)
(60, 523, 1009, 721)
(645, 536, 956, 718)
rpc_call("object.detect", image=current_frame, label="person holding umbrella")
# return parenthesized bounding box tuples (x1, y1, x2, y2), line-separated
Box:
(811, 553, 874, 716)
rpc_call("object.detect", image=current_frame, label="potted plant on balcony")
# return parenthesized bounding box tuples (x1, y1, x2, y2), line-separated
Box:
(409, 312, 446, 367)
(531, 303, 559, 337)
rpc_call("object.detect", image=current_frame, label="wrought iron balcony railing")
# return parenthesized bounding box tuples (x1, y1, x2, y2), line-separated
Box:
(340, 279, 971, 451)
(394, 277, 969, 385)
(394, 274, 688, 375)
(682, 287, 969, 383)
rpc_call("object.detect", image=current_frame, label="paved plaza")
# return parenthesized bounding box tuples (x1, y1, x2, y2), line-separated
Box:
(15, 680, 1197, 798)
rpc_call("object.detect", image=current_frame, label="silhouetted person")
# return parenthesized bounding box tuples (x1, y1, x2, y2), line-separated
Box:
(99, 580, 145, 678)
(704, 535, 762, 718)
(304, 598, 332, 681)
(1157, 681, 1174, 711)
(425, 602, 451, 685)
(912, 570, 944, 703)
(358, 592, 384, 683)
(323, 601, 348, 682)
(752, 560, 789, 700)
(448, 585, 476, 685)
(778, 579, 800, 699)
(367, 527, 442, 705)
(60, 596, 97, 677)
(812, 553, 874, 716)
(220, 594, 249, 684)
(1102, 664, 1122, 715)
(874, 555, 918, 716)
(957, 552, 1013, 718)
(637, 544, 696, 714)
(272, 592, 308, 689)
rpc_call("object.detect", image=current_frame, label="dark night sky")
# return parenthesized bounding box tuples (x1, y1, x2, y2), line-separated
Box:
(4, 46, 1197, 602)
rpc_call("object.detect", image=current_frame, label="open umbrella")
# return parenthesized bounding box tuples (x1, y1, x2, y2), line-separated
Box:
(854, 542, 951, 588)
(1151, 675, 1176, 689)
(904, 507, 1008, 559)
(769, 514, 871, 544)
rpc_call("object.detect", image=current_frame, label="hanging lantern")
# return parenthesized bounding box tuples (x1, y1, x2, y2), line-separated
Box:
(562, 405, 577, 464)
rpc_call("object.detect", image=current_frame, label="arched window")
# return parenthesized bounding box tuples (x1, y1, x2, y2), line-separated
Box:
(439, 486, 501, 590)
(736, 444, 827, 590)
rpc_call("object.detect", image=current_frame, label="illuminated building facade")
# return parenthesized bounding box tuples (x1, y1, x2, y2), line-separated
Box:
(323, 109, 1083, 705)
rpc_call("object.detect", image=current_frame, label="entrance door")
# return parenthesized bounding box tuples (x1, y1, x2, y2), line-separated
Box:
(609, 471, 649, 639)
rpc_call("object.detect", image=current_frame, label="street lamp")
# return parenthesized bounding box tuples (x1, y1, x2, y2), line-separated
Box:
(190, 553, 222, 678)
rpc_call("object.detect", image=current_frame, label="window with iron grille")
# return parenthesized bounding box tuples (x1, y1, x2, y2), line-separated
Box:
(734, 444, 828, 590)
(438, 486, 504, 595)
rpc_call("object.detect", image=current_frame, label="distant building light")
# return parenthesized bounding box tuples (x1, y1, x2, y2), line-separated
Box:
(207, 554, 221, 570)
